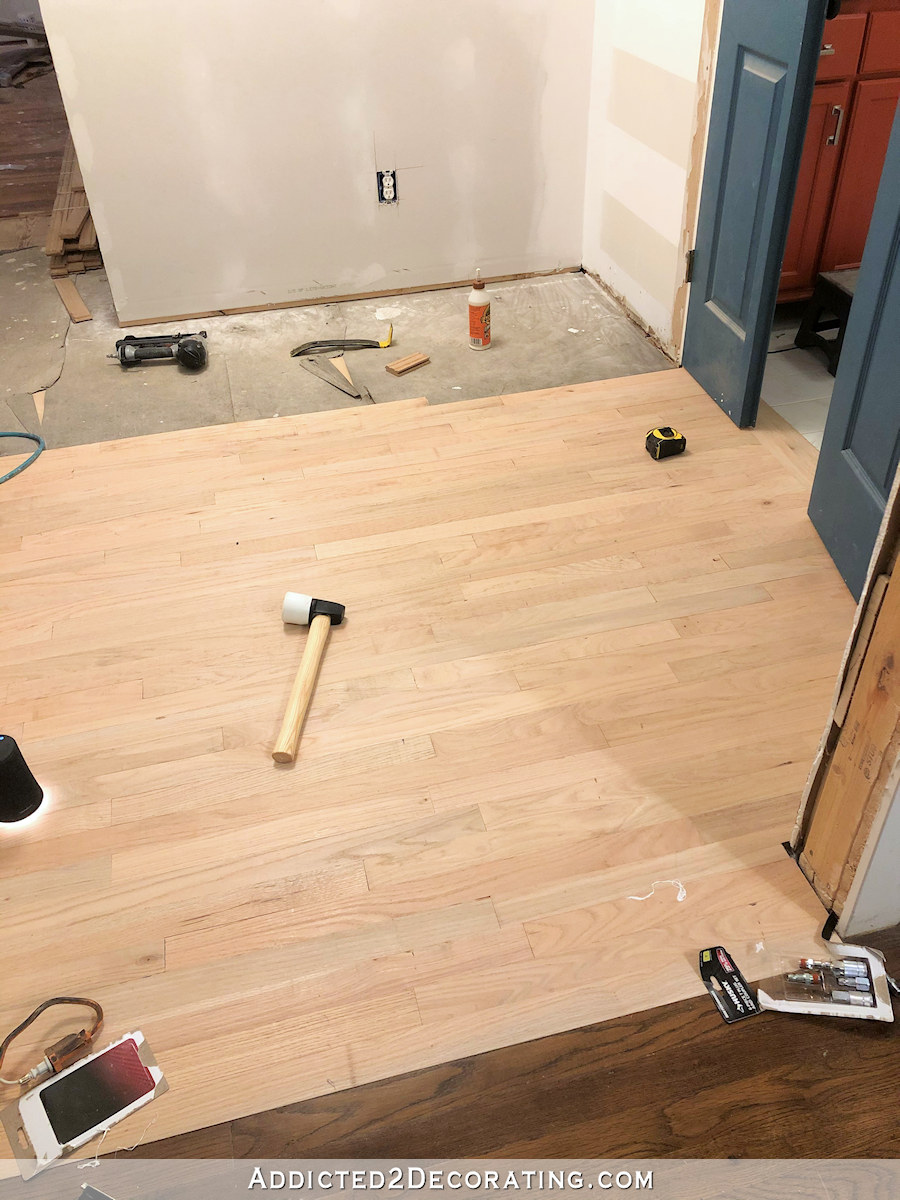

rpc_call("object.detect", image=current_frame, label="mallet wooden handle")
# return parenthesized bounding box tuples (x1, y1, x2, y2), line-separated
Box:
(272, 613, 332, 763)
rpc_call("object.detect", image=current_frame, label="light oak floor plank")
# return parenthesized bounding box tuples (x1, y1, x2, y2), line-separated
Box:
(0, 374, 855, 1158)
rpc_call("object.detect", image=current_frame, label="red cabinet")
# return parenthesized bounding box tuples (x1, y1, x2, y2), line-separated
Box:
(779, 82, 852, 295)
(778, 4, 900, 301)
(819, 76, 900, 272)
(817, 14, 868, 79)
(861, 11, 900, 73)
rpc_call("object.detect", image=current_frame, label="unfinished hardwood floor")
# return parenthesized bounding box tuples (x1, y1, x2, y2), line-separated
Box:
(132, 926, 900, 1160)
(0, 369, 857, 1158)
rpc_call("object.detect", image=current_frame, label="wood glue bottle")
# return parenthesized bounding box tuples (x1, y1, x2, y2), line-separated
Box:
(468, 269, 491, 350)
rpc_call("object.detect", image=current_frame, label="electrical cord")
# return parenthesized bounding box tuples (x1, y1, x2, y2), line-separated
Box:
(0, 996, 103, 1087)
(0, 430, 45, 485)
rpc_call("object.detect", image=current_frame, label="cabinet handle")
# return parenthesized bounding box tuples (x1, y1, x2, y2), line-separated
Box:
(820, 43, 836, 56)
(826, 104, 845, 146)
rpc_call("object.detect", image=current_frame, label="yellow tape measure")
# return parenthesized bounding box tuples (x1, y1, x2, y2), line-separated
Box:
(646, 426, 687, 460)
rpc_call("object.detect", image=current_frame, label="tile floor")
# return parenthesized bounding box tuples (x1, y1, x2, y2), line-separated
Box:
(762, 303, 836, 450)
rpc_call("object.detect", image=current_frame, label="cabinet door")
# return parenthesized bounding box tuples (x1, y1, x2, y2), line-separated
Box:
(820, 76, 900, 272)
(860, 12, 900, 76)
(779, 81, 852, 299)
(817, 13, 867, 81)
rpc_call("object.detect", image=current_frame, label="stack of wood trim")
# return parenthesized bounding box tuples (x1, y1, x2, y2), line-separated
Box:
(45, 135, 102, 277)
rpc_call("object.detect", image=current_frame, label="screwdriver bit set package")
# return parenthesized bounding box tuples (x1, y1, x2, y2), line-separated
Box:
(749, 941, 894, 1022)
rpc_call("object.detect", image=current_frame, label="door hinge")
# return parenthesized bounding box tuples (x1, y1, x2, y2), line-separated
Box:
(685, 248, 696, 284)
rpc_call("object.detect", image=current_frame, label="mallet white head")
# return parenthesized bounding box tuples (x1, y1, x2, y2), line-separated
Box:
(282, 592, 313, 626)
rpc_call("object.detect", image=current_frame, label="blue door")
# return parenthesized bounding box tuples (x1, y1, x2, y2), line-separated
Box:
(682, 0, 827, 427)
(808, 104, 900, 599)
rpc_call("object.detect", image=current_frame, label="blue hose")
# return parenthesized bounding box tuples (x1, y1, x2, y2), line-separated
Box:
(0, 431, 45, 485)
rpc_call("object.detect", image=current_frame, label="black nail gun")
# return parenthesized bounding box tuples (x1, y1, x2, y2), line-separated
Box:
(109, 331, 208, 370)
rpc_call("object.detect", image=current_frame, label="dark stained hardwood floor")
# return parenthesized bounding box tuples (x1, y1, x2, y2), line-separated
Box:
(0, 69, 67, 219)
(126, 927, 900, 1160)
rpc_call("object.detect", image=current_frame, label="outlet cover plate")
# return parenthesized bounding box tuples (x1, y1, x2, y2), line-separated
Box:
(377, 170, 398, 204)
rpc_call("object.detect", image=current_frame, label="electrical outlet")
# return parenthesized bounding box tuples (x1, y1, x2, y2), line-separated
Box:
(377, 170, 398, 204)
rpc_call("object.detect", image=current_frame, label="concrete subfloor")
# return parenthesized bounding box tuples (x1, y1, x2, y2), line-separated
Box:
(1, 252, 672, 456)
(0, 249, 68, 397)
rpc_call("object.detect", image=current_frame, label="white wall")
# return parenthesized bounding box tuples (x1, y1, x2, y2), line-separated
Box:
(39, 0, 594, 324)
(840, 780, 900, 937)
(582, 0, 707, 355)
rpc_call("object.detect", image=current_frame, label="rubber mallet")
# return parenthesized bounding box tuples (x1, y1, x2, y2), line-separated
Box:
(273, 592, 345, 763)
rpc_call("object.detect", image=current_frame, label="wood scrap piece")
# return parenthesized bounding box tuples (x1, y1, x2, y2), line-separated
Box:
(297, 355, 360, 398)
(386, 352, 430, 376)
(53, 276, 92, 322)
(328, 356, 374, 404)
(59, 204, 89, 241)
(77, 215, 96, 251)
(329, 357, 354, 385)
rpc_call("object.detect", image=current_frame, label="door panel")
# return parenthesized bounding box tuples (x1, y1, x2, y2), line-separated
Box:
(706, 54, 788, 328)
(779, 80, 852, 297)
(809, 102, 900, 598)
(683, 0, 828, 428)
(819, 76, 900, 272)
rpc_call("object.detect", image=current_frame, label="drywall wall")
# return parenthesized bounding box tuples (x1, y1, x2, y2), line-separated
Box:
(583, 0, 709, 356)
(39, 0, 594, 324)
(840, 779, 900, 937)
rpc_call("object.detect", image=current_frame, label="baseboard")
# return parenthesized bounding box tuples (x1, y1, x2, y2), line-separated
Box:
(117, 266, 583, 329)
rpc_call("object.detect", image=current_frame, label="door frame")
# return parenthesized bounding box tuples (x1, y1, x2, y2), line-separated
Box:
(672, 0, 724, 356)
(793, 466, 900, 933)
(678, 0, 900, 930)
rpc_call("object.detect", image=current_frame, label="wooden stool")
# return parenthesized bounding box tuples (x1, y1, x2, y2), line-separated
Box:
(794, 269, 859, 376)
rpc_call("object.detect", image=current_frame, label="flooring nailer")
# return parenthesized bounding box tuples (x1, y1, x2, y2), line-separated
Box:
(109, 331, 208, 370)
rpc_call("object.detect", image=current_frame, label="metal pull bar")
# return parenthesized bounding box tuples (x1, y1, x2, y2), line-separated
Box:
(826, 104, 845, 146)
(820, 44, 836, 56)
